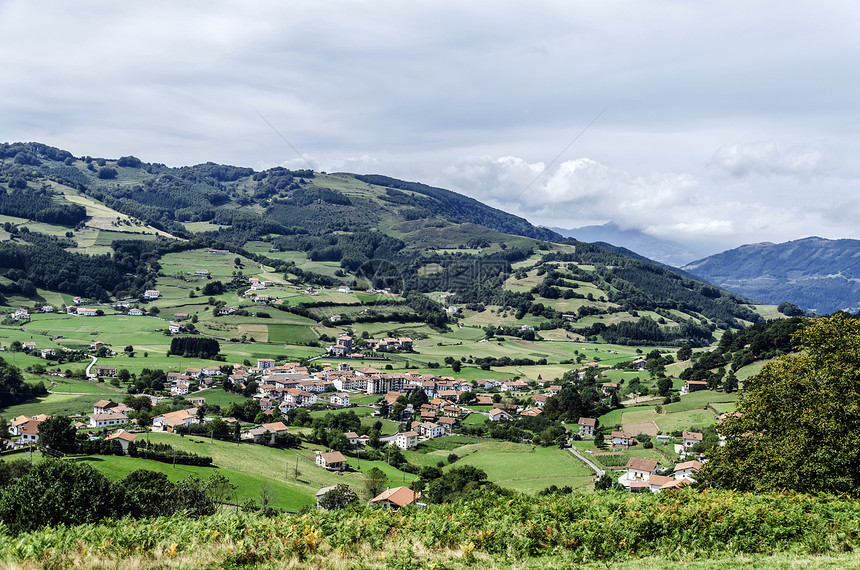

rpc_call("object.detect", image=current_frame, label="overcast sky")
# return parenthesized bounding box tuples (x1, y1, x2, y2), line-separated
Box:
(2, 1, 859, 255)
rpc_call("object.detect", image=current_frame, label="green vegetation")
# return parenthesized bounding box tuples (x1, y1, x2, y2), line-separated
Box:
(704, 313, 860, 495)
(3, 489, 860, 568)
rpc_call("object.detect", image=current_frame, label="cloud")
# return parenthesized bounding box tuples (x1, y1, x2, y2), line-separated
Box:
(710, 141, 840, 179)
(2, 1, 860, 250)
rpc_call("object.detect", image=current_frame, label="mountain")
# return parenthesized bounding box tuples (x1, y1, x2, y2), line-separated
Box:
(683, 237, 860, 314)
(549, 222, 702, 266)
(0, 141, 764, 345)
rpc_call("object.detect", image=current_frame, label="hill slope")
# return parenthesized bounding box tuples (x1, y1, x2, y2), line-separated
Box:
(0, 141, 763, 347)
(683, 236, 860, 314)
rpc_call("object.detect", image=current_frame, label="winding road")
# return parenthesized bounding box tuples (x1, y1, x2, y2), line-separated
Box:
(84, 355, 98, 378)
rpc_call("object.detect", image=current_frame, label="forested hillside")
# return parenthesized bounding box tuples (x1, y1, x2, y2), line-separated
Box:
(0, 141, 766, 347)
(684, 236, 860, 314)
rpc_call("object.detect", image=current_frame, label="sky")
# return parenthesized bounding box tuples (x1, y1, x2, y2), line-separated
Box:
(2, 0, 859, 257)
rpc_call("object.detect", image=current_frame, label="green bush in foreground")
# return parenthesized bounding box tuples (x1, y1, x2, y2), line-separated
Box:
(3, 488, 860, 568)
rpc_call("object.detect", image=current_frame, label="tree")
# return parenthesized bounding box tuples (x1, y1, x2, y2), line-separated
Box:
(120, 469, 177, 518)
(676, 345, 693, 361)
(365, 467, 386, 499)
(702, 314, 860, 495)
(777, 302, 803, 316)
(723, 370, 739, 393)
(0, 416, 8, 439)
(451, 360, 461, 373)
(0, 459, 118, 533)
(97, 167, 118, 179)
(318, 484, 357, 509)
(37, 416, 77, 454)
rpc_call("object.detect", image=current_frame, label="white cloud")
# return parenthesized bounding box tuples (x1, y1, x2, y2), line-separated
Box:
(710, 141, 840, 179)
(2, 1, 860, 249)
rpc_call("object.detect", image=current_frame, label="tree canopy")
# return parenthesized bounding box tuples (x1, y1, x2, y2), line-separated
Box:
(702, 314, 860, 495)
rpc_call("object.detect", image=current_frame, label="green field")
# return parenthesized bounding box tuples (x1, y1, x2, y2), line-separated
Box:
(433, 440, 595, 493)
(1, 392, 103, 417)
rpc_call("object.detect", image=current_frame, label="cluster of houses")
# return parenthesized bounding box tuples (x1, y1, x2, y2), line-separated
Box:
(327, 334, 415, 357)
(242, 277, 276, 305)
(88, 399, 132, 428)
(621, 457, 703, 493)
(8, 414, 51, 445)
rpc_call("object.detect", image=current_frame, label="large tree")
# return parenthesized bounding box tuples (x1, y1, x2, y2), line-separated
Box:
(37, 415, 77, 454)
(702, 314, 860, 495)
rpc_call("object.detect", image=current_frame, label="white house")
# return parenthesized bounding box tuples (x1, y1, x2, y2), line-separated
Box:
(418, 422, 446, 439)
(105, 430, 138, 452)
(315, 450, 347, 471)
(89, 413, 128, 429)
(329, 393, 351, 407)
(488, 408, 512, 422)
(143, 289, 160, 299)
(611, 431, 633, 447)
(578, 417, 597, 437)
(682, 431, 703, 451)
(394, 430, 419, 449)
(674, 460, 703, 481)
(625, 457, 659, 484)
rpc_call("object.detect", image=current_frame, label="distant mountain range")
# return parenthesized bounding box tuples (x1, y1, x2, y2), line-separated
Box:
(549, 223, 703, 267)
(682, 237, 860, 314)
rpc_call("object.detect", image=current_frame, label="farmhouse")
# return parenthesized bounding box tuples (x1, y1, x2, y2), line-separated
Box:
(315, 450, 347, 471)
(92, 366, 117, 378)
(89, 413, 128, 429)
(625, 457, 659, 484)
(128, 308, 144, 316)
(682, 380, 708, 394)
(488, 408, 512, 422)
(682, 431, 704, 451)
(647, 475, 676, 493)
(611, 431, 633, 447)
(578, 417, 597, 437)
(18, 420, 42, 444)
(143, 289, 160, 300)
(93, 400, 123, 414)
(369, 486, 422, 510)
(674, 460, 703, 481)
(9, 415, 31, 436)
(151, 408, 197, 432)
(105, 430, 138, 452)
(76, 307, 97, 317)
